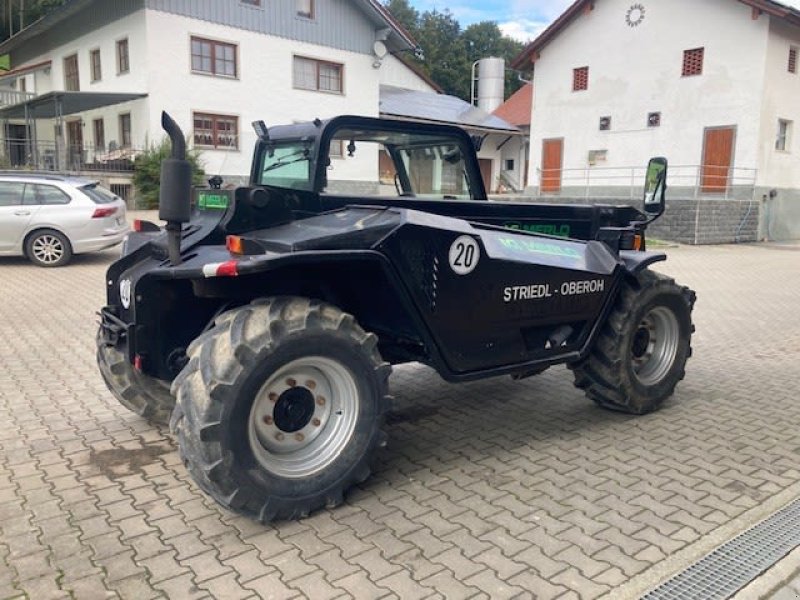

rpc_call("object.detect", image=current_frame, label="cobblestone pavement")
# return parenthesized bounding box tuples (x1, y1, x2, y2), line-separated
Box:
(1, 239, 799, 600)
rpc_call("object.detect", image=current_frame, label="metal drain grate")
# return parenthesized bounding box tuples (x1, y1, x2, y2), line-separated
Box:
(643, 497, 800, 600)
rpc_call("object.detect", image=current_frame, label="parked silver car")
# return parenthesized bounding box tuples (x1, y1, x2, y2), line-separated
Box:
(0, 173, 130, 267)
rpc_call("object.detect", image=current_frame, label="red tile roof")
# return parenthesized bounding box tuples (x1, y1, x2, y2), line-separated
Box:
(492, 83, 532, 127)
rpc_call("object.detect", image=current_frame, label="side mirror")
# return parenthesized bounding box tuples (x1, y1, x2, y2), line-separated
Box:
(643, 157, 667, 219)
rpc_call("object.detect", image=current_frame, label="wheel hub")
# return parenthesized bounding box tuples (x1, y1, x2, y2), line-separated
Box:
(248, 357, 359, 478)
(632, 326, 652, 358)
(273, 387, 315, 432)
(630, 306, 680, 385)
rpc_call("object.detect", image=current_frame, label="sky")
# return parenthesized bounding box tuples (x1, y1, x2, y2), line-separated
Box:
(406, 0, 800, 43)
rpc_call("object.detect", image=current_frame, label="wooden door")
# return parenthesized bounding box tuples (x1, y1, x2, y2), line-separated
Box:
(67, 120, 84, 169)
(478, 158, 492, 193)
(701, 127, 735, 194)
(541, 139, 563, 193)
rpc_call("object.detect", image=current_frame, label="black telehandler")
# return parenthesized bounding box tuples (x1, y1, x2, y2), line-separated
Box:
(98, 112, 695, 522)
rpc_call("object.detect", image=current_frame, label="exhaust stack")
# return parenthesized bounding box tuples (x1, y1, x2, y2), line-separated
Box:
(158, 112, 192, 265)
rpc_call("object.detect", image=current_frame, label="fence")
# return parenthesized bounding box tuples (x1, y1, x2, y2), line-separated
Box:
(0, 138, 145, 175)
(540, 164, 758, 200)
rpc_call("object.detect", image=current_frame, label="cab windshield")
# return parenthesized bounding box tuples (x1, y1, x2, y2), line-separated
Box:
(257, 141, 314, 191)
(323, 128, 473, 200)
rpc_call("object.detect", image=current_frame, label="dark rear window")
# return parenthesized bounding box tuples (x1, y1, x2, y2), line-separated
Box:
(80, 184, 118, 204)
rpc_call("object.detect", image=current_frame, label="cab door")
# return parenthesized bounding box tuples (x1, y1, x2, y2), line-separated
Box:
(0, 181, 36, 252)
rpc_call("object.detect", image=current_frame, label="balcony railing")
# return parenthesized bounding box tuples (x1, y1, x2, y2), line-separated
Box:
(0, 90, 35, 107)
(0, 138, 143, 174)
(539, 164, 758, 200)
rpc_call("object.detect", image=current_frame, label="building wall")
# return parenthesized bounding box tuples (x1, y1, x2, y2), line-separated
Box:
(145, 0, 386, 55)
(143, 9, 381, 178)
(379, 55, 437, 92)
(758, 17, 800, 188)
(526, 0, 769, 192)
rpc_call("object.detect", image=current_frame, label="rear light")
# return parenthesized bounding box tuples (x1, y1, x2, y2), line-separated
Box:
(134, 355, 143, 371)
(133, 219, 143, 232)
(633, 234, 643, 251)
(226, 235, 244, 255)
(202, 260, 240, 278)
(92, 206, 118, 218)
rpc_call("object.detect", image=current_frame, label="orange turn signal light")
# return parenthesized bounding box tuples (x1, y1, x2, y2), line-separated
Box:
(633, 234, 643, 251)
(226, 235, 244, 255)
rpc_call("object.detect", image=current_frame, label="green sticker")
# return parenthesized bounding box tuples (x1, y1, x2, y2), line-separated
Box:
(497, 237, 582, 259)
(504, 222, 571, 238)
(197, 192, 230, 210)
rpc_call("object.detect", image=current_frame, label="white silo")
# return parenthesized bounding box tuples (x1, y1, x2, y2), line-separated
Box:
(476, 57, 505, 113)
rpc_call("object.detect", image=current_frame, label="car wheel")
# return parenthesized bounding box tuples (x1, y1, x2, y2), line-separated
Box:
(25, 229, 73, 267)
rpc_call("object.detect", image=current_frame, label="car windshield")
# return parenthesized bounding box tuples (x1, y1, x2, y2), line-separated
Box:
(256, 142, 314, 191)
(80, 183, 119, 204)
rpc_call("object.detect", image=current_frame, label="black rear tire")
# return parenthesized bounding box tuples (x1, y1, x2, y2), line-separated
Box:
(170, 297, 391, 522)
(570, 270, 696, 414)
(96, 330, 175, 424)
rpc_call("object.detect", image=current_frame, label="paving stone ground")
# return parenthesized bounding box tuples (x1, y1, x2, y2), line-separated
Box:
(1, 228, 799, 599)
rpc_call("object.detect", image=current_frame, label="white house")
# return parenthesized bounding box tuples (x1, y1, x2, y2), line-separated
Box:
(512, 0, 800, 240)
(0, 0, 437, 195)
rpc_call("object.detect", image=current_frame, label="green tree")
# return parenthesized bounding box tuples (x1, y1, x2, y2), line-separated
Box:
(384, 0, 418, 37)
(133, 138, 205, 209)
(382, 2, 525, 103)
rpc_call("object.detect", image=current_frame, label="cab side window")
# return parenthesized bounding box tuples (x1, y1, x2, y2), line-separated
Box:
(0, 182, 25, 207)
(23, 184, 71, 205)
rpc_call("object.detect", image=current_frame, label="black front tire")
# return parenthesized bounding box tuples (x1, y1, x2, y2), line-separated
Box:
(170, 297, 391, 522)
(96, 331, 175, 424)
(26, 229, 72, 267)
(570, 270, 696, 414)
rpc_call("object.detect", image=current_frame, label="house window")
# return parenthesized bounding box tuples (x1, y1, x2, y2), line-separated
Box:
(599, 116, 611, 131)
(776, 119, 792, 151)
(117, 39, 130, 74)
(90, 48, 102, 82)
(648, 112, 661, 127)
(682, 47, 704, 77)
(193, 112, 239, 149)
(573, 66, 588, 91)
(505, 159, 515, 171)
(293, 56, 343, 93)
(19, 78, 26, 93)
(93, 118, 105, 150)
(64, 54, 79, 91)
(191, 37, 237, 78)
(789, 47, 798, 74)
(297, 0, 314, 18)
(119, 113, 132, 147)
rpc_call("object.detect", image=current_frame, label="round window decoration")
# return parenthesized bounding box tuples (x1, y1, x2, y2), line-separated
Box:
(626, 3, 645, 27)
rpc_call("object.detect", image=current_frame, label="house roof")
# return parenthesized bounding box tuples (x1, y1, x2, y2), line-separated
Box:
(0, 0, 418, 56)
(511, 0, 800, 69)
(492, 83, 532, 128)
(0, 59, 51, 82)
(0, 91, 147, 119)
(379, 85, 520, 135)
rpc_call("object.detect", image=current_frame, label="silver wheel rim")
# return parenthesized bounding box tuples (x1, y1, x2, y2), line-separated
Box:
(32, 235, 64, 264)
(248, 357, 359, 478)
(631, 306, 680, 385)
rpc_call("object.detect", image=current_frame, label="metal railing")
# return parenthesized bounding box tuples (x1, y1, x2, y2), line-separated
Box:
(0, 138, 144, 174)
(539, 164, 758, 200)
(0, 90, 35, 107)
